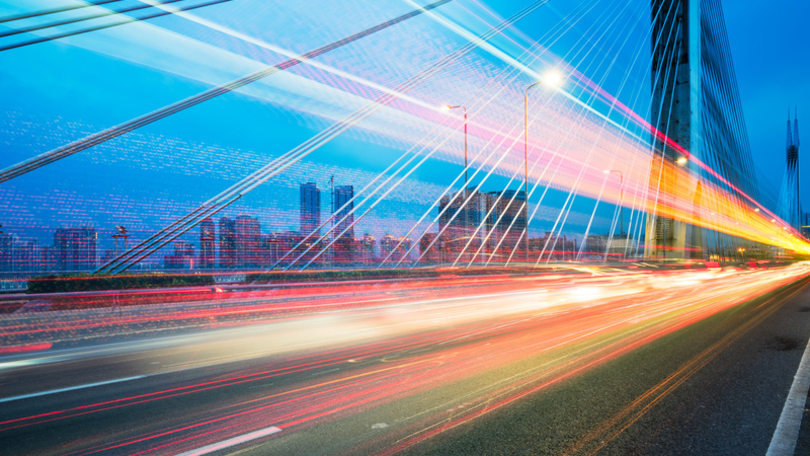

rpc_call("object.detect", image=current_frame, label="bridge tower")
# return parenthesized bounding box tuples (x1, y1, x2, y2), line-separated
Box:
(784, 109, 801, 229)
(646, 0, 703, 259)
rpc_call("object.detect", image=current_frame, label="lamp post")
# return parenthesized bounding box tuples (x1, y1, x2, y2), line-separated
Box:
(444, 105, 467, 188)
(524, 82, 543, 264)
(444, 105, 469, 261)
(603, 170, 624, 236)
(523, 72, 562, 264)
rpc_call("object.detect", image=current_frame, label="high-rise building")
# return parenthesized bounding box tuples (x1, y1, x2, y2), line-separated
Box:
(267, 231, 305, 268)
(101, 248, 116, 266)
(438, 188, 497, 261)
(333, 185, 354, 239)
(53, 227, 97, 271)
(380, 233, 411, 263)
(235, 215, 261, 268)
(14, 240, 40, 271)
(467, 190, 496, 258)
(200, 217, 216, 269)
(333, 185, 354, 264)
(438, 192, 465, 254)
(300, 182, 321, 238)
(357, 233, 375, 264)
(219, 217, 236, 269)
(0, 232, 12, 272)
(380, 233, 398, 261)
(489, 190, 527, 261)
(40, 245, 57, 272)
(419, 232, 441, 264)
(164, 241, 195, 269)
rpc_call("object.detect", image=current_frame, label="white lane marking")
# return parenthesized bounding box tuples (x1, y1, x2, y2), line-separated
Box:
(767, 336, 810, 456)
(0, 375, 146, 404)
(311, 367, 340, 376)
(175, 426, 282, 456)
(0, 359, 47, 370)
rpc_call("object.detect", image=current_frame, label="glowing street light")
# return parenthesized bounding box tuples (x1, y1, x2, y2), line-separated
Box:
(542, 70, 563, 88)
(523, 70, 563, 263)
(676, 156, 688, 165)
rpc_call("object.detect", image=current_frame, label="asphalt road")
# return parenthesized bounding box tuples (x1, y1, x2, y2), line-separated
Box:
(2, 267, 810, 455)
(404, 276, 810, 455)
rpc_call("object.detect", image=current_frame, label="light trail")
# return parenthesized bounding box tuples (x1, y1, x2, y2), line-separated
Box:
(1, 2, 804, 453)
(1, 264, 809, 454)
(2, 0, 799, 267)
(0, 0, 453, 184)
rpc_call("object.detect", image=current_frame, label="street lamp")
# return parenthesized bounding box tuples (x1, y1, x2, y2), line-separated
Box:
(523, 70, 562, 263)
(603, 169, 624, 236)
(676, 156, 688, 165)
(443, 105, 468, 188)
(444, 104, 469, 259)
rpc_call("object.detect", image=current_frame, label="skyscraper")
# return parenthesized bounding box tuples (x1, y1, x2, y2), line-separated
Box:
(14, 240, 40, 271)
(235, 215, 261, 268)
(437, 188, 497, 261)
(219, 217, 236, 269)
(333, 185, 354, 239)
(438, 192, 467, 255)
(380, 233, 411, 263)
(53, 227, 97, 271)
(333, 185, 355, 264)
(358, 233, 375, 263)
(300, 182, 321, 238)
(200, 217, 215, 269)
(489, 190, 527, 260)
(0, 232, 12, 272)
(164, 241, 195, 270)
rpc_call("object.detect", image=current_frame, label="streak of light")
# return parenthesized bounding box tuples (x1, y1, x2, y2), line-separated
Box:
(1, 264, 809, 454)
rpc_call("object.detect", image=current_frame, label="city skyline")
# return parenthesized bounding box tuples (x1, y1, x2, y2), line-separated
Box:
(0, 0, 805, 268)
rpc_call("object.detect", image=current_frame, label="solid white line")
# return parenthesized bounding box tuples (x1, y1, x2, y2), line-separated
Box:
(174, 426, 282, 456)
(0, 375, 146, 404)
(767, 335, 810, 456)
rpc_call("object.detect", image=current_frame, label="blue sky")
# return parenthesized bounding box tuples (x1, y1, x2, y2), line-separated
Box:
(723, 0, 810, 207)
(0, 0, 803, 256)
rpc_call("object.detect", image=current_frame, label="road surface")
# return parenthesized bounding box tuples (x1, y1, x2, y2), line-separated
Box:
(2, 265, 810, 455)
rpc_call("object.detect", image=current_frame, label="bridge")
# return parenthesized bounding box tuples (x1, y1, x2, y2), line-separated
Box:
(0, 1, 809, 455)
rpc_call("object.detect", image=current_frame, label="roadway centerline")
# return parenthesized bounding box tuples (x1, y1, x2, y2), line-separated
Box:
(174, 426, 282, 456)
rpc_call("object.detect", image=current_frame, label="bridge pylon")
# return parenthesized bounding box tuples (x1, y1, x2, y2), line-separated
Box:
(646, 0, 703, 260)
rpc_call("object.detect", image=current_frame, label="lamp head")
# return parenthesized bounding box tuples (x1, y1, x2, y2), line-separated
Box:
(542, 70, 563, 88)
